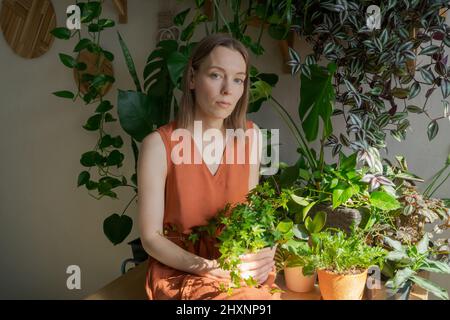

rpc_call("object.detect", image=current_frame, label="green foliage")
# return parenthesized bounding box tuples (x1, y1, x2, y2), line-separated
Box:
(290, 0, 450, 145)
(311, 229, 387, 274)
(383, 234, 450, 300)
(299, 63, 336, 142)
(52, 1, 135, 244)
(280, 239, 317, 276)
(192, 182, 291, 290)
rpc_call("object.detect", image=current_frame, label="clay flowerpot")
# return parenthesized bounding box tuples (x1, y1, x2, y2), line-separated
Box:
(284, 266, 317, 293)
(318, 269, 368, 300)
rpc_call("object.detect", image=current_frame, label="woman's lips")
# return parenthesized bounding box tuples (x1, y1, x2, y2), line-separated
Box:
(217, 101, 232, 108)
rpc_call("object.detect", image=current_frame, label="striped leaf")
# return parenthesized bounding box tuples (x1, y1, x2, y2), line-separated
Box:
(441, 79, 450, 98)
(427, 120, 439, 141)
(420, 68, 435, 85)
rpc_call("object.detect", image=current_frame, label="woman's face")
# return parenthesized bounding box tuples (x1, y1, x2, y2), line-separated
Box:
(190, 45, 247, 122)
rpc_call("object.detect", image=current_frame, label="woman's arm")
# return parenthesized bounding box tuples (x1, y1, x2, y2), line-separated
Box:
(248, 123, 262, 191)
(137, 131, 229, 280)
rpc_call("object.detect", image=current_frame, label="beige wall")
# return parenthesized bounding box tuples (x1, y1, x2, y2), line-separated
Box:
(0, 0, 448, 299)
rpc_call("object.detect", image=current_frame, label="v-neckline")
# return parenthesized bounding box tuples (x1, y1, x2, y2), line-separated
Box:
(190, 132, 230, 178)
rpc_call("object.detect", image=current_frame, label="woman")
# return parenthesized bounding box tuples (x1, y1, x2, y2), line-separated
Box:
(138, 33, 278, 300)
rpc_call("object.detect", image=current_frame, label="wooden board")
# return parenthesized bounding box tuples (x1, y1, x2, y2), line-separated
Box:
(0, 0, 56, 59)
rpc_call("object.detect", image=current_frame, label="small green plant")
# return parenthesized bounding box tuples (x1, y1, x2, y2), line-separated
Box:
(191, 181, 293, 292)
(279, 239, 317, 276)
(383, 234, 450, 300)
(311, 228, 387, 275)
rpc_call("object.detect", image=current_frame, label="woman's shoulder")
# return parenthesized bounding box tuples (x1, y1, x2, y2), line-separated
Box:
(246, 119, 260, 131)
(155, 120, 177, 135)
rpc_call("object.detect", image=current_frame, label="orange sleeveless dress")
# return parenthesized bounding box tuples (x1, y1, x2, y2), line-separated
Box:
(144, 119, 279, 300)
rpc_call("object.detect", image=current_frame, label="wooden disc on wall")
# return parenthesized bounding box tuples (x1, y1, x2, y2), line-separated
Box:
(0, 0, 56, 59)
(73, 50, 114, 97)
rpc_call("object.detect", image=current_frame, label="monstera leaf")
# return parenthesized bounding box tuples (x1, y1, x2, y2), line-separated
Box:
(248, 70, 279, 113)
(299, 63, 336, 142)
(117, 90, 155, 142)
(143, 40, 181, 128)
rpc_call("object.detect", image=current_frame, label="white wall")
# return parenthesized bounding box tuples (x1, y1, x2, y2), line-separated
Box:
(0, 0, 160, 299)
(0, 0, 448, 299)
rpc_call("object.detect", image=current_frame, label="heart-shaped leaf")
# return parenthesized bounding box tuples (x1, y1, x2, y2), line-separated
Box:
(103, 214, 133, 245)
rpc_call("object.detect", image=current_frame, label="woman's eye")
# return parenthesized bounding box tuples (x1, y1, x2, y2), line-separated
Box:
(210, 73, 221, 79)
(235, 79, 244, 84)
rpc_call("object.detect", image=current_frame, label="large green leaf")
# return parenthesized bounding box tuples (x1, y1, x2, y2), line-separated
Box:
(51, 27, 71, 40)
(422, 259, 450, 274)
(118, 32, 142, 92)
(305, 211, 326, 234)
(117, 90, 155, 142)
(299, 63, 336, 142)
(410, 275, 449, 300)
(248, 72, 278, 113)
(383, 236, 406, 253)
(143, 40, 180, 126)
(167, 51, 189, 85)
(103, 213, 133, 245)
(332, 186, 354, 209)
(291, 194, 310, 206)
(388, 267, 415, 289)
(370, 191, 401, 211)
(339, 152, 357, 172)
(416, 234, 429, 254)
(78, 2, 102, 24)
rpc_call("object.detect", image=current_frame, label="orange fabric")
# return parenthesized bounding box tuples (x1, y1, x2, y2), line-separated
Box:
(145, 119, 279, 300)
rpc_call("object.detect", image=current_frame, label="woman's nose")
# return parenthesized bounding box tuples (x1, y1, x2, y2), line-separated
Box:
(221, 79, 232, 95)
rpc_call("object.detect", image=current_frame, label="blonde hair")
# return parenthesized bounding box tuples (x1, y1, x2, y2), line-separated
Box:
(177, 33, 250, 130)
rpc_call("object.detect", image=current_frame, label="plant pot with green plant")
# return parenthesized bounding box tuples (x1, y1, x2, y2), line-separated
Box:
(360, 155, 450, 299)
(189, 181, 293, 294)
(380, 234, 450, 300)
(272, 191, 328, 293)
(278, 238, 318, 293)
(310, 228, 386, 300)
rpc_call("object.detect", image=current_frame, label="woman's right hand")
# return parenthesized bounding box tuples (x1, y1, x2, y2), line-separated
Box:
(238, 246, 276, 285)
(204, 246, 276, 285)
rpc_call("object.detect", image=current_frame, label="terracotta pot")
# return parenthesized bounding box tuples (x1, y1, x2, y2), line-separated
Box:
(318, 269, 368, 300)
(284, 266, 317, 293)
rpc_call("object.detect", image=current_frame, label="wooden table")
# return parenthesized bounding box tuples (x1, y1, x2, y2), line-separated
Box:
(85, 262, 426, 300)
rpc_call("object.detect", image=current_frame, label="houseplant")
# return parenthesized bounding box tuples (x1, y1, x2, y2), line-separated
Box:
(189, 181, 294, 293)
(311, 228, 387, 300)
(382, 234, 450, 300)
(279, 238, 317, 293)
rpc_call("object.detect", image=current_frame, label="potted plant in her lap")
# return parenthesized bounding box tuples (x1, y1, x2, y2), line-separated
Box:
(190, 181, 293, 294)
(381, 234, 450, 300)
(311, 228, 387, 300)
